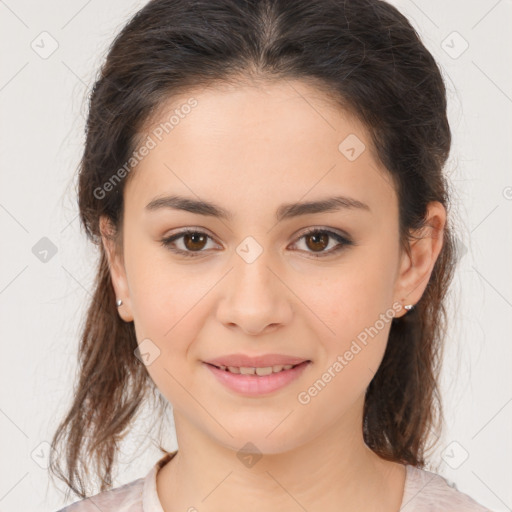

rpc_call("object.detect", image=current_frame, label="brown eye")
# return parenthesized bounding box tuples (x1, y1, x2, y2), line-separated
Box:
(304, 232, 330, 252)
(161, 229, 218, 257)
(182, 232, 208, 251)
(292, 228, 354, 258)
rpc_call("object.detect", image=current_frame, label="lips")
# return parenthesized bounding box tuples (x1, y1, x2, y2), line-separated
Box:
(204, 360, 311, 396)
(204, 353, 310, 368)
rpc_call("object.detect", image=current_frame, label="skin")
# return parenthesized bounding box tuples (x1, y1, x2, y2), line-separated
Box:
(100, 79, 445, 512)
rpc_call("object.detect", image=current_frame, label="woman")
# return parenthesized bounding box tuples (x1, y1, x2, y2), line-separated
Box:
(50, 0, 491, 510)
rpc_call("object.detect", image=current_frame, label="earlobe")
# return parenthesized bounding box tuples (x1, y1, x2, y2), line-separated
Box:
(99, 215, 134, 323)
(393, 201, 446, 316)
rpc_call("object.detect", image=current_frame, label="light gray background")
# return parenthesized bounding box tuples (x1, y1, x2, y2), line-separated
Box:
(0, 0, 511, 511)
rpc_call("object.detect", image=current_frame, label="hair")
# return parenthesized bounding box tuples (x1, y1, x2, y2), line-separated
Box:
(49, 0, 457, 500)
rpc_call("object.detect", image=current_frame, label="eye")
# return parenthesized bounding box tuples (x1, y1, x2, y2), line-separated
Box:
(160, 228, 220, 258)
(160, 227, 354, 258)
(290, 227, 354, 258)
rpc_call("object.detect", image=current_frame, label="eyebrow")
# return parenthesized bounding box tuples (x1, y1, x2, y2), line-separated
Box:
(145, 194, 371, 222)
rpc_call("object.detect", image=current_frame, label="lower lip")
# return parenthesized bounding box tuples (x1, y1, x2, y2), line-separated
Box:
(203, 361, 311, 396)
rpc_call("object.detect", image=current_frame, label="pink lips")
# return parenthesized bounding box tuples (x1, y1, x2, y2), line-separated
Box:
(203, 359, 311, 396)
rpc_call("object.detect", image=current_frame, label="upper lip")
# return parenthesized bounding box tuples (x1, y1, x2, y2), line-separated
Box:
(204, 353, 310, 368)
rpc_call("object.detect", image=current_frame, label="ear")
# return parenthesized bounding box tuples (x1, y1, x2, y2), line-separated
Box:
(99, 215, 134, 323)
(393, 201, 446, 318)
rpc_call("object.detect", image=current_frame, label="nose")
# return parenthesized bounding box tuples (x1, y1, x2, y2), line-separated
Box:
(215, 250, 293, 336)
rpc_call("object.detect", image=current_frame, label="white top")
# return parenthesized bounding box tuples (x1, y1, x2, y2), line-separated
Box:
(56, 451, 492, 511)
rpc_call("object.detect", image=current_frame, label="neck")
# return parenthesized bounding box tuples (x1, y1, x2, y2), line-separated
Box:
(156, 398, 406, 512)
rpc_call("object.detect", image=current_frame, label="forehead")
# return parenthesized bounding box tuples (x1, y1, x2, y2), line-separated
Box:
(123, 79, 396, 219)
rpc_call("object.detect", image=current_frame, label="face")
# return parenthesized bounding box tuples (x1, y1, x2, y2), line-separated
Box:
(101, 79, 444, 455)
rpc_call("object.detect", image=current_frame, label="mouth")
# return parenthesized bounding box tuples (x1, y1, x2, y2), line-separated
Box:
(203, 360, 311, 396)
(204, 361, 309, 376)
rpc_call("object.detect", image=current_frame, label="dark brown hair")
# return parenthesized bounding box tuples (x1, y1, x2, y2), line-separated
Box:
(49, 0, 456, 499)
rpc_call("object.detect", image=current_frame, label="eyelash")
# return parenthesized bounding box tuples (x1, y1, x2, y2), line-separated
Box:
(160, 227, 354, 259)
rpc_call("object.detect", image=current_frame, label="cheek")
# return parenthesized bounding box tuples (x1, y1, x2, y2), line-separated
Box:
(127, 253, 210, 407)
(123, 244, 204, 393)
(125, 236, 201, 336)
(306, 244, 398, 380)
(130, 270, 206, 358)
(317, 254, 397, 333)
(297, 276, 395, 420)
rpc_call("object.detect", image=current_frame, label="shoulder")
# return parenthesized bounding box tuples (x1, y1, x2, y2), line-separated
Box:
(54, 451, 176, 512)
(402, 465, 493, 511)
(54, 477, 144, 511)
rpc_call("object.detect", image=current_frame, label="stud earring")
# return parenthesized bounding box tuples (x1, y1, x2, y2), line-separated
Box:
(116, 298, 123, 307)
(404, 304, 414, 311)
